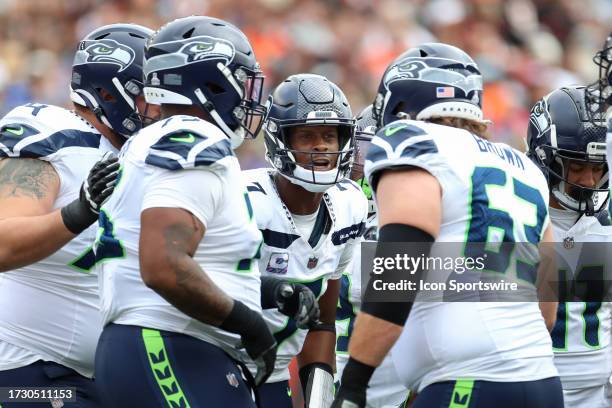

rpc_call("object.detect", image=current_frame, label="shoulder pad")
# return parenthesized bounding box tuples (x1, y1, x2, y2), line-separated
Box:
(0, 123, 101, 159)
(367, 122, 438, 165)
(144, 130, 234, 170)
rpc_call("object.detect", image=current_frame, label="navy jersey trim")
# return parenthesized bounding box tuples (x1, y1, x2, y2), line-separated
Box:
(332, 222, 365, 245)
(0, 127, 101, 158)
(145, 130, 233, 170)
(261, 228, 301, 249)
(308, 202, 330, 248)
(399, 139, 438, 159)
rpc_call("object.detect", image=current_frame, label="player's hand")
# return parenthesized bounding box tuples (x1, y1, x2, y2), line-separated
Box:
(275, 282, 320, 329)
(330, 385, 366, 408)
(331, 357, 373, 408)
(82, 151, 120, 213)
(240, 316, 277, 386)
(61, 152, 119, 234)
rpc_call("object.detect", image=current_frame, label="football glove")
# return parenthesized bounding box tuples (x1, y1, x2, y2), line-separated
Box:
(221, 300, 277, 386)
(61, 152, 119, 234)
(276, 282, 320, 329)
(331, 357, 375, 408)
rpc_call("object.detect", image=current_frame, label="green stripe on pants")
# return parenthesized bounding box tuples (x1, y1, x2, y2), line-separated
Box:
(449, 379, 475, 407)
(142, 328, 191, 408)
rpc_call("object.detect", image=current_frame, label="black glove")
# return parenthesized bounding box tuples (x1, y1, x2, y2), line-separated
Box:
(331, 357, 375, 408)
(275, 282, 320, 329)
(220, 300, 277, 386)
(61, 152, 119, 234)
(331, 387, 366, 408)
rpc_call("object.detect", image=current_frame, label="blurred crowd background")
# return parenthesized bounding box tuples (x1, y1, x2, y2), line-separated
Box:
(0, 0, 610, 168)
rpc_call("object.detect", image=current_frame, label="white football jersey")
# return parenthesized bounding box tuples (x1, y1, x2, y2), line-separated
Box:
(365, 120, 558, 392)
(550, 208, 612, 390)
(243, 168, 368, 383)
(336, 214, 409, 407)
(97, 115, 262, 363)
(0, 103, 115, 377)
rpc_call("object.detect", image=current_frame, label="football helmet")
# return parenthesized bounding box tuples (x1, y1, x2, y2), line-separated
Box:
(71, 23, 154, 138)
(586, 33, 612, 122)
(264, 73, 355, 192)
(527, 86, 609, 215)
(373, 43, 486, 128)
(352, 105, 377, 214)
(143, 16, 266, 148)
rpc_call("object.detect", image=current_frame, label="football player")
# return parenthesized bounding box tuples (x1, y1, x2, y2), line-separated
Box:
(334, 105, 409, 407)
(333, 43, 563, 408)
(243, 73, 368, 407)
(586, 31, 612, 406)
(93, 16, 278, 407)
(0, 23, 154, 406)
(528, 86, 612, 407)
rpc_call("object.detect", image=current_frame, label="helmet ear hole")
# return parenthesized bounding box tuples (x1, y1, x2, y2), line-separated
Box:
(206, 82, 225, 95)
(97, 88, 116, 102)
(391, 101, 405, 116)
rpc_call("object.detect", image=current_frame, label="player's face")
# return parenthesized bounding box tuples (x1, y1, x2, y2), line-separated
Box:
(136, 94, 161, 124)
(287, 125, 340, 171)
(564, 159, 605, 196)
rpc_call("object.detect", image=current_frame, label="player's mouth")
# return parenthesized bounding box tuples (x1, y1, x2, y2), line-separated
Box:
(312, 158, 332, 171)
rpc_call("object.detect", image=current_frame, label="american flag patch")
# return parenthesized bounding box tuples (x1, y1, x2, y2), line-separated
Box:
(436, 87, 455, 98)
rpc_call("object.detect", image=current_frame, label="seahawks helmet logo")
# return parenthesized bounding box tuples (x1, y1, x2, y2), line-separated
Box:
(530, 99, 551, 138)
(396, 61, 427, 78)
(180, 38, 235, 62)
(383, 60, 427, 87)
(81, 39, 135, 72)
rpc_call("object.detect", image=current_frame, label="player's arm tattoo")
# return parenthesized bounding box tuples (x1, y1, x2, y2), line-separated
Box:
(144, 210, 232, 326)
(0, 158, 58, 200)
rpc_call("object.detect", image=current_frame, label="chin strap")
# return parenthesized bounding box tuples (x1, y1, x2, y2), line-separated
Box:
(585, 196, 595, 216)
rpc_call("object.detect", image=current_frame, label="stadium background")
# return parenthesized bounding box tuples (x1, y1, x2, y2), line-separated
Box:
(0, 0, 610, 168)
(0, 0, 609, 406)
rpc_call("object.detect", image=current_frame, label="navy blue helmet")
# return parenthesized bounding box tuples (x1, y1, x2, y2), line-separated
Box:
(71, 23, 154, 138)
(143, 16, 266, 148)
(352, 105, 377, 214)
(264, 73, 355, 192)
(527, 86, 609, 215)
(586, 33, 612, 122)
(373, 43, 486, 128)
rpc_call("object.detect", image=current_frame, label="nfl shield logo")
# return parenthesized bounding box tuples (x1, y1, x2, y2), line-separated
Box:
(307, 256, 318, 269)
(226, 372, 239, 388)
(563, 236, 574, 249)
(51, 400, 65, 408)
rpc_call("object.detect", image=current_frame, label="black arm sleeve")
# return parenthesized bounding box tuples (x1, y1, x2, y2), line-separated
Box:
(361, 223, 434, 326)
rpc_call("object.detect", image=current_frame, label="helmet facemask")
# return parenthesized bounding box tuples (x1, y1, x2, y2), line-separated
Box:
(219, 64, 267, 143)
(586, 34, 612, 123)
(352, 133, 376, 214)
(542, 145, 610, 215)
(266, 117, 355, 193)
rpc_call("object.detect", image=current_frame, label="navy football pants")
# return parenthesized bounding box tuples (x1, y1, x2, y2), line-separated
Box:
(256, 380, 292, 407)
(95, 323, 256, 408)
(411, 377, 564, 407)
(0, 360, 99, 407)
